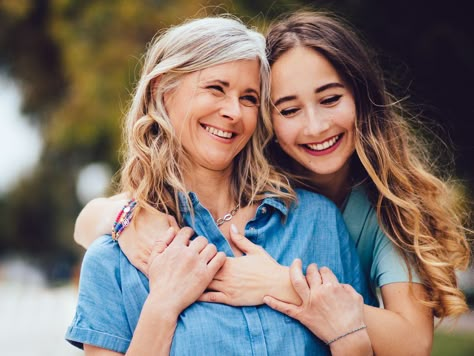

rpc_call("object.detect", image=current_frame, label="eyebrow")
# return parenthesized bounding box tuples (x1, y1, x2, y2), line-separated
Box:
(204, 79, 260, 96)
(315, 82, 345, 93)
(273, 82, 345, 107)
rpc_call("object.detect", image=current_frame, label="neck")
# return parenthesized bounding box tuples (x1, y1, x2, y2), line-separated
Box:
(183, 164, 238, 220)
(296, 162, 352, 208)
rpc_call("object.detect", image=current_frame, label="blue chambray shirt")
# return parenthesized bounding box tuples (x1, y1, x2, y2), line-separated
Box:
(66, 189, 375, 355)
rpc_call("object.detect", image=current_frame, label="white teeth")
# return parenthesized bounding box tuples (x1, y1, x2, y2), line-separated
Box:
(306, 135, 340, 151)
(204, 125, 233, 139)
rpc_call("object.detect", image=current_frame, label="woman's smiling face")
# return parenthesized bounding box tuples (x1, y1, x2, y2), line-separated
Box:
(164, 59, 261, 172)
(270, 46, 356, 181)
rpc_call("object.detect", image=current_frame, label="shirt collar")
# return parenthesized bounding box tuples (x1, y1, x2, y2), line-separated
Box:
(178, 191, 289, 216)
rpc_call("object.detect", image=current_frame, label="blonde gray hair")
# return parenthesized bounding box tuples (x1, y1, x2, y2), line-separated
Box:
(120, 16, 294, 222)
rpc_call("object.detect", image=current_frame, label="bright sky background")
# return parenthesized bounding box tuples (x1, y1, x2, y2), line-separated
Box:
(0, 74, 43, 195)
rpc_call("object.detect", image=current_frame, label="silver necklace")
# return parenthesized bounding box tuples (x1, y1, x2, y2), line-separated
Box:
(215, 204, 240, 227)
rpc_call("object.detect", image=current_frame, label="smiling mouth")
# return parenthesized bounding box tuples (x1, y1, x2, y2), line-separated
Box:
(202, 124, 234, 139)
(304, 134, 342, 151)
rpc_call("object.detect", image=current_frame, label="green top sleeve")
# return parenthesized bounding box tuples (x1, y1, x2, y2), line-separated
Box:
(342, 185, 421, 294)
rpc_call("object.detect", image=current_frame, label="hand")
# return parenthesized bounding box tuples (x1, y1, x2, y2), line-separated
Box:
(263, 260, 367, 344)
(199, 224, 300, 306)
(147, 227, 226, 317)
(118, 207, 179, 276)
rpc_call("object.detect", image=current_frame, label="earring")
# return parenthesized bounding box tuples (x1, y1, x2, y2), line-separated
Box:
(274, 137, 279, 143)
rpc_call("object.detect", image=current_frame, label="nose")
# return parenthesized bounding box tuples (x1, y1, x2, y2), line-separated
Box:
(303, 107, 331, 136)
(219, 95, 242, 121)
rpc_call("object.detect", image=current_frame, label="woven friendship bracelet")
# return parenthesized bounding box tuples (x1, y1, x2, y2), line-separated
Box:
(325, 325, 367, 345)
(111, 199, 137, 241)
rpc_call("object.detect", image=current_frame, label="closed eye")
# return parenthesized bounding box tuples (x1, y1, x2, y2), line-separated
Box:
(321, 95, 342, 105)
(240, 94, 260, 107)
(279, 107, 299, 117)
(207, 85, 225, 95)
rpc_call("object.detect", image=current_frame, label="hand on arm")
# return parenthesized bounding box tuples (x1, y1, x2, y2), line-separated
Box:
(118, 208, 179, 275)
(74, 192, 179, 276)
(263, 260, 372, 355)
(199, 225, 301, 306)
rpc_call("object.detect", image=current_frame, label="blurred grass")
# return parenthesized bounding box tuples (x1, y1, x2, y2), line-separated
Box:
(432, 331, 474, 355)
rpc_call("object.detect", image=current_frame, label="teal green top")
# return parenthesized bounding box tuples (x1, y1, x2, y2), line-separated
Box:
(342, 185, 420, 298)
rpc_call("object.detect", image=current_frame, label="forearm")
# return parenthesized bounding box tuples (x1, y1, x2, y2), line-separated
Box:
(364, 304, 433, 356)
(126, 297, 178, 355)
(74, 197, 128, 248)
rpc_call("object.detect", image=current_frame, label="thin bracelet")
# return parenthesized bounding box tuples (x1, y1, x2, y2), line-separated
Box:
(325, 325, 367, 345)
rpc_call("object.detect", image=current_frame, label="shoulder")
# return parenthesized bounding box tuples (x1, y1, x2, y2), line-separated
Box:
(294, 188, 339, 211)
(80, 235, 122, 280)
(86, 234, 121, 259)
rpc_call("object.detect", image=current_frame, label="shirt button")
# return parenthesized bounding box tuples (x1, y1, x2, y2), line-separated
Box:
(261, 207, 267, 214)
(249, 227, 256, 231)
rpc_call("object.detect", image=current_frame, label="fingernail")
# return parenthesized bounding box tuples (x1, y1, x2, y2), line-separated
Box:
(230, 224, 238, 234)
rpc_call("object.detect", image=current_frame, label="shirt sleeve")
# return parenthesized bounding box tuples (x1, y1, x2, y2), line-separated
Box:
(370, 223, 422, 287)
(65, 235, 132, 353)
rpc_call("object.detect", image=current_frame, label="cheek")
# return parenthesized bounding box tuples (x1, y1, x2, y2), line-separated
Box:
(273, 118, 296, 145)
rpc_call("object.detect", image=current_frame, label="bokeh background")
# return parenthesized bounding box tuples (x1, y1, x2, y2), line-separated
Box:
(0, 0, 472, 355)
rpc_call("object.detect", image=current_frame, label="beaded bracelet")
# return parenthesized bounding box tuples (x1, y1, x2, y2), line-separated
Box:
(325, 325, 367, 345)
(111, 199, 137, 241)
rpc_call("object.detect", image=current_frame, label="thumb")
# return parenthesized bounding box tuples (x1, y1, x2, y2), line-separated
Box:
(229, 224, 259, 254)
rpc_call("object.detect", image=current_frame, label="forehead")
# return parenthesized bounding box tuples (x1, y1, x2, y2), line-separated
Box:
(197, 59, 261, 89)
(270, 46, 342, 97)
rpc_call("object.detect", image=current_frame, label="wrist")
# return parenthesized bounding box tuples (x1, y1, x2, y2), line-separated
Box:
(328, 326, 372, 356)
(269, 265, 302, 305)
(144, 292, 181, 324)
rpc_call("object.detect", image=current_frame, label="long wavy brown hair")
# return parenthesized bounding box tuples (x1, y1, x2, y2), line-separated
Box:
(265, 11, 471, 319)
(119, 16, 295, 225)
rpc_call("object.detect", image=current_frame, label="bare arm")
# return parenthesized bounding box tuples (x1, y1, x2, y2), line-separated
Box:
(74, 194, 175, 275)
(364, 283, 433, 356)
(74, 194, 129, 248)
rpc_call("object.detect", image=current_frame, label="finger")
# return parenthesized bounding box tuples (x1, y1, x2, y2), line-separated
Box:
(207, 278, 224, 291)
(136, 260, 149, 277)
(229, 224, 259, 254)
(153, 227, 177, 253)
(148, 239, 164, 265)
(319, 266, 339, 285)
(289, 259, 310, 301)
(207, 251, 227, 276)
(167, 215, 180, 230)
(172, 226, 195, 245)
(263, 296, 299, 319)
(306, 263, 322, 287)
(200, 243, 218, 264)
(189, 236, 208, 253)
(198, 291, 230, 304)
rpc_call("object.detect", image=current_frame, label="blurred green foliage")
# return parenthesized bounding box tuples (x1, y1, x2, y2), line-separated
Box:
(432, 331, 474, 356)
(0, 0, 472, 280)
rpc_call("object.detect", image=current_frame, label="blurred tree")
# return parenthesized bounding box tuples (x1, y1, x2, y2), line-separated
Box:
(0, 0, 472, 280)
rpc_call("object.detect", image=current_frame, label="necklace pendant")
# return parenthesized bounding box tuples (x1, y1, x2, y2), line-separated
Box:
(215, 204, 240, 227)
